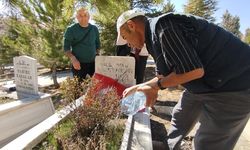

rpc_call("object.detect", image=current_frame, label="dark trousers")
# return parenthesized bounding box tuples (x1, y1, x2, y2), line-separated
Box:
(136, 56, 148, 84)
(71, 62, 95, 82)
(166, 89, 250, 150)
(130, 53, 148, 84)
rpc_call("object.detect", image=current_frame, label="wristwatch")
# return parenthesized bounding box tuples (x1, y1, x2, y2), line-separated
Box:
(157, 78, 166, 90)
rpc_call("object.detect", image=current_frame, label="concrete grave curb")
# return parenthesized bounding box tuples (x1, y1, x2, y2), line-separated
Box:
(0, 93, 54, 147)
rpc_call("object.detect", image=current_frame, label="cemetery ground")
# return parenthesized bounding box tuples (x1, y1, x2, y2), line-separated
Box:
(1, 66, 125, 149)
(1, 64, 250, 149)
(0, 63, 186, 149)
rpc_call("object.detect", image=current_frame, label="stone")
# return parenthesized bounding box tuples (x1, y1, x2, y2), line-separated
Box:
(13, 56, 38, 98)
(95, 56, 135, 86)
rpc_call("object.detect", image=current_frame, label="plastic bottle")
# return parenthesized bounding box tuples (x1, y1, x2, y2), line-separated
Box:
(120, 91, 146, 116)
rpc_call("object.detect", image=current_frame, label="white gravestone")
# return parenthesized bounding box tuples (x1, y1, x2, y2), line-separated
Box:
(13, 56, 38, 98)
(95, 56, 135, 86)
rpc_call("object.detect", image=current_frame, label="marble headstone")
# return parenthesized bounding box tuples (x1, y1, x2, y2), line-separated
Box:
(13, 56, 38, 98)
(95, 56, 135, 86)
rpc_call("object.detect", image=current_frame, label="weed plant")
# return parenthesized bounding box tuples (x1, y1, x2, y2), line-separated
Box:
(34, 77, 125, 150)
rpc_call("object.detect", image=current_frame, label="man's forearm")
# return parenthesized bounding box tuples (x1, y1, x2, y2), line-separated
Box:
(65, 50, 81, 70)
(146, 68, 204, 90)
(65, 51, 77, 61)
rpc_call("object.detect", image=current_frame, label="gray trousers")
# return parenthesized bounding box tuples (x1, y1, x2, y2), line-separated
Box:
(165, 89, 250, 150)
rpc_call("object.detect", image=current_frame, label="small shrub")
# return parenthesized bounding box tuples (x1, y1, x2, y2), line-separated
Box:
(37, 76, 125, 149)
(60, 77, 90, 103)
(105, 119, 126, 150)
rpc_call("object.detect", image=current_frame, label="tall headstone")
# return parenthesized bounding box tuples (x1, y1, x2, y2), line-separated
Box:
(13, 56, 38, 98)
(95, 56, 135, 86)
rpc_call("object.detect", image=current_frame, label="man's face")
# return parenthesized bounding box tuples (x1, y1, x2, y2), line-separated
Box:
(76, 9, 89, 26)
(120, 21, 144, 49)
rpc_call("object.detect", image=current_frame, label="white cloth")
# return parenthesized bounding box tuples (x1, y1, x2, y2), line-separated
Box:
(130, 44, 149, 56)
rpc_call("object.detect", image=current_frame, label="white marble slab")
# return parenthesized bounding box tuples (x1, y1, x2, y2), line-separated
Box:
(13, 56, 38, 98)
(120, 108, 152, 150)
(95, 56, 135, 86)
(0, 93, 54, 147)
(1, 96, 84, 150)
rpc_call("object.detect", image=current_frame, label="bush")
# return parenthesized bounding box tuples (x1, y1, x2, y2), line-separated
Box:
(35, 76, 125, 149)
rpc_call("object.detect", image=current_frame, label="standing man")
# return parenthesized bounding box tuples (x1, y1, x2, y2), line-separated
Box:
(117, 9, 250, 150)
(64, 7, 100, 81)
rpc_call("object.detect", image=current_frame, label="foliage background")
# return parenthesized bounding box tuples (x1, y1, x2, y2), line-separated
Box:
(0, 0, 249, 81)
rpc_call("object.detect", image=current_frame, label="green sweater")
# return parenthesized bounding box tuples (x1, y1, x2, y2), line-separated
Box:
(63, 23, 100, 63)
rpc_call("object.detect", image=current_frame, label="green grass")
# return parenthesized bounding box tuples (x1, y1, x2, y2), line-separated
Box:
(33, 118, 125, 150)
(105, 120, 126, 150)
(33, 119, 75, 150)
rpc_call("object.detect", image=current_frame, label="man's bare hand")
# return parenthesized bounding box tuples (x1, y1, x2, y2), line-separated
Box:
(123, 85, 138, 98)
(137, 84, 158, 107)
(71, 57, 81, 70)
(123, 83, 159, 107)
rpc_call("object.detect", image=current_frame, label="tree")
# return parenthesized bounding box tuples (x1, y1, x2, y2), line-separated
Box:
(1, 0, 21, 16)
(90, 0, 164, 55)
(1, 0, 16, 6)
(244, 28, 250, 45)
(0, 16, 20, 74)
(3, 0, 75, 87)
(129, 0, 163, 13)
(163, 0, 175, 13)
(184, 0, 217, 22)
(221, 10, 241, 38)
(86, 0, 128, 55)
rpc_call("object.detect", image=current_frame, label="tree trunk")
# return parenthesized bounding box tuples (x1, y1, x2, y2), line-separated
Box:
(51, 64, 59, 88)
(0, 65, 4, 75)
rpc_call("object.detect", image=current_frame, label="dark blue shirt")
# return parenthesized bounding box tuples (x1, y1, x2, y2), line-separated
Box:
(145, 13, 250, 93)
